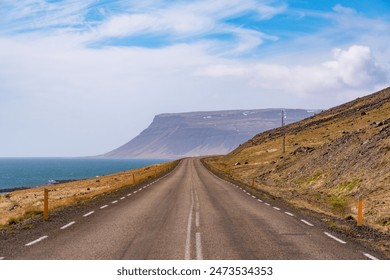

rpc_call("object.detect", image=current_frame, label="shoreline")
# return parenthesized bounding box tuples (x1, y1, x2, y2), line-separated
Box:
(0, 179, 85, 194)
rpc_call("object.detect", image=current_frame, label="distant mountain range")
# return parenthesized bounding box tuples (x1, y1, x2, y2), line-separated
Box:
(101, 109, 319, 159)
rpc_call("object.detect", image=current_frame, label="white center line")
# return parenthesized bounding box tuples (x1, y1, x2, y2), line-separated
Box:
(273, 207, 281, 211)
(25, 236, 48, 247)
(184, 192, 194, 260)
(363, 253, 379, 260)
(324, 232, 347, 244)
(83, 211, 95, 217)
(112, 200, 118, 204)
(100, 205, 108, 209)
(196, 212, 200, 228)
(285, 212, 295, 217)
(300, 219, 314, 226)
(60, 221, 75, 230)
(257, 199, 263, 202)
(195, 232, 203, 260)
(120, 197, 125, 200)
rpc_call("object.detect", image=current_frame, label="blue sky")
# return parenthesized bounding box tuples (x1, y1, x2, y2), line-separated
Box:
(0, 0, 389, 157)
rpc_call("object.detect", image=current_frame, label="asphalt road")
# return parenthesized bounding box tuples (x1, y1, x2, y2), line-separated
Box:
(0, 158, 381, 259)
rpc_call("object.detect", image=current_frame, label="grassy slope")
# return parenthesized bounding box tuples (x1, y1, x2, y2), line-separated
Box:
(205, 87, 390, 233)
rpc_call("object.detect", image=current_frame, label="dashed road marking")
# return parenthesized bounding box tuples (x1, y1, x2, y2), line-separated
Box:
(25, 236, 48, 247)
(196, 232, 203, 260)
(246, 192, 251, 196)
(285, 212, 295, 217)
(324, 232, 346, 244)
(83, 211, 95, 217)
(257, 199, 263, 202)
(252, 196, 256, 199)
(127, 194, 131, 196)
(300, 219, 314, 226)
(273, 207, 281, 211)
(196, 212, 200, 228)
(243, 190, 247, 193)
(265, 203, 271, 206)
(60, 221, 76, 230)
(120, 197, 125, 200)
(363, 253, 379, 260)
(100, 205, 108, 209)
(133, 191, 137, 194)
(112, 200, 118, 204)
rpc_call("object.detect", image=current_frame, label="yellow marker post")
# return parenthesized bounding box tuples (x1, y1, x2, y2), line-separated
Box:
(43, 188, 49, 221)
(357, 195, 363, 226)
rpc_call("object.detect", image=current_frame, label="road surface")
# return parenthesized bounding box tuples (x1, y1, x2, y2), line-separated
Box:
(0, 158, 381, 259)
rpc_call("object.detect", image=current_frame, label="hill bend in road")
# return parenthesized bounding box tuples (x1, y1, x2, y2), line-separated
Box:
(1, 158, 381, 260)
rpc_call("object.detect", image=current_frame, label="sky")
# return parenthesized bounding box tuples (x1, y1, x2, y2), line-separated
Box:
(0, 0, 389, 157)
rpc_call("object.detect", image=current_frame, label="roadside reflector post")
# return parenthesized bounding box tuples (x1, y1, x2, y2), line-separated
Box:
(357, 195, 363, 226)
(43, 188, 49, 221)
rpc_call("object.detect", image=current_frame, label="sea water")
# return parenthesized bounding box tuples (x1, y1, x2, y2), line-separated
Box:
(0, 158, 168, 191)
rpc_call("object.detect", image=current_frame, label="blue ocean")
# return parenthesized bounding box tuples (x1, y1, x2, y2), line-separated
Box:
(0, 158, 168, 191)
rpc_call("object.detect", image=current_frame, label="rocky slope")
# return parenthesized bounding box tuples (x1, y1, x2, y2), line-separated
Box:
(205, 87, 390, 236)
(103, 109, 318, 158)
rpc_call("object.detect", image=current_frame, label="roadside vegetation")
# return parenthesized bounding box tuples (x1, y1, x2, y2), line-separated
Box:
(0, 160, 179, 227)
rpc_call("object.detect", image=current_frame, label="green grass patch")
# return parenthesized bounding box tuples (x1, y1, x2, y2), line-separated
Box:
(301, 172, 322, 186)
(337, 178, 360, 192)
(328, 195, 348, 214)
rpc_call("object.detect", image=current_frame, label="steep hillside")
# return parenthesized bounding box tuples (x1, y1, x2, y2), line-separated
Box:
(205, 87, 390, 234)
(102, 109, 318, 158)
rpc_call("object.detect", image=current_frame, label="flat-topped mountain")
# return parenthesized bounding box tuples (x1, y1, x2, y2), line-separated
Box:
(102, 109, 319, 158)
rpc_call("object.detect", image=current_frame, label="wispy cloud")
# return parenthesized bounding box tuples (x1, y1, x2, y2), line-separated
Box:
(0, 1, 389, 156)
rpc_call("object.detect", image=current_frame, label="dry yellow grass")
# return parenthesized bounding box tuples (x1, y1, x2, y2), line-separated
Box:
(0, 160, 178, 226)
(205, 87, 390, 233)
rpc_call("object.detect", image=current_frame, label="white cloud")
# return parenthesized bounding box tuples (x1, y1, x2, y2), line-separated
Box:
(198, 45, 389, 98)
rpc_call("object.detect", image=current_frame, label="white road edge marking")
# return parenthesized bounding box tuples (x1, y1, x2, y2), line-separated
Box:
(100, 205, 108, 209)
(196, 232, 203, 260)
(83, 211, 95, 217)
(120, 197, 125, 200)
(300, 219, 314, 226)
(25, 236, 48, 246)
(246, 192, 251, 196)
(265, 203, 271, 206)
(257, 199, 263, 202)
(60, 221, 75, 230)
(252, 196, 256, 199)
(112, 200, 118, 204)
(127, 194, 131, 196)
(363, 253, 379, 260)
(324, 232, 346, 244)
(273, 207, 281, 211)
(285, 212, 295, 217)
(133, 191, 137, 194)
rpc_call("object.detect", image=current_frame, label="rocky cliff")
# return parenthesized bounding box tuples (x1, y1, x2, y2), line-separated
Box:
(102, 109, 319, 158)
